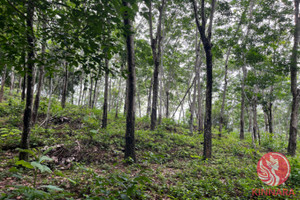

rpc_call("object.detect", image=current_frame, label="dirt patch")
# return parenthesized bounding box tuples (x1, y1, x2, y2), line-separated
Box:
(45, 140, 119, 168)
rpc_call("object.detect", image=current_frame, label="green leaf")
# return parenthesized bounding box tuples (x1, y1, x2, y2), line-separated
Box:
(31, 161, 52, 173)
(39, 156, 53, 163)
(40, 185, 63, 191)
(15, 160, 34, 169)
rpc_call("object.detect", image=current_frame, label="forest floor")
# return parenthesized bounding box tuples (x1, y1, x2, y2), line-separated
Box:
(0, 88, 299, 200)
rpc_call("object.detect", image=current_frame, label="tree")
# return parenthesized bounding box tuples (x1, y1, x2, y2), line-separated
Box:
(192, 0, 216, 159)
(147, 0, 166, 130)
(102, 59, 109, 129)
(122, 0, 137, 162)
(0, 65, 7, 103)
(288, 0, 300, 156)
(19, 0, 34, 161)
(32, 22, 46, 125)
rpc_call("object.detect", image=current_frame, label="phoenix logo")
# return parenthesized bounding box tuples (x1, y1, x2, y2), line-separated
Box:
(257, 152, 290, 186)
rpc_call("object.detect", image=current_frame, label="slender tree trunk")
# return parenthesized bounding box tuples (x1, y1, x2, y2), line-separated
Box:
(123, 0, 136, 162)
(248, 105, 252, 133)
(9, 67, 15, 95)
(61, 63, 68, 108)
(115, 75, 122, 119)
(192, 0, 216, 159)
(147, 77, 153, 116)
(32, 32, 46, 125)
(165, 90, 169, 118)
(197, 64, 203, 134)
(219, 64, 228, 136)
(45, 77, 53, 129)
(288, 0, 300, 156)
(264, 110, 269, 132)
(92, 78, 98, 109)
(149, 0, 165, 130)
(124, 77, 128, 116)
(17, 76, 22, 94)
(21, 71, 26, 102)
(0, 65, 7, 103)
(19, 0, 34, 161)
(102, 60, 109, 129)
(89, 74, 93, 108)
(268, 102, 273, 134)
(78, 73, 83, 106)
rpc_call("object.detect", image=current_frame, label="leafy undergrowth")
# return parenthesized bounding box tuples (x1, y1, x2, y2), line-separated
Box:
(0, 90, 299, 199)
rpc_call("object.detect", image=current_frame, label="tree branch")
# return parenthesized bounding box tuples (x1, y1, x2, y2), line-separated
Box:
(207, 0, 216, 41)
(6, 0, 27, 20)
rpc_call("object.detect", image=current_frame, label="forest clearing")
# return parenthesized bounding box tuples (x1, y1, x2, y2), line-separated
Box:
(0, 0, 300, 199)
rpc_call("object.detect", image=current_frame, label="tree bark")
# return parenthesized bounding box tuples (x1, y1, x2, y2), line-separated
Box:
(123, 0, 136, 162)
(32, 31, 46, 125)
(92, 78, 98, 109)
(19, 0, 34, 161)
(147, 77, 153, 117)
(248, 105, 252, 133)
(9, 67, 15, 95)
(89, 73, 93, 108)
(21, 71, 26, 102)
(61, 63, 68, 108)
(0, 65, 7, 103)
(192, 0, 216, 159)
(124, 77, 128, 116)
(78, 73, 83, 106)
(45, 77, 53, 129)
(149, 0, 166, 130)
(102, 59, 109, 129)
(288, 0, 300, 156)
(268, 102, 273, 134)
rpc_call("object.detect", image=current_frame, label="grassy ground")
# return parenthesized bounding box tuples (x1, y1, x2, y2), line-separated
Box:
(0, 88, 299, 199)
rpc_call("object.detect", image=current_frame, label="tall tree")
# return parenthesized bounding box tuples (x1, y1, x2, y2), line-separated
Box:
(122, 0, 137, 162)
(32, 22, 46, 125)
(61, 63, 68, 108)
(288, 0, 300, 156)
(148, 0, 166, 130)
(192, 0, 216, 159)
(102, 59, 109, 129)
(19, 0, 35, 161)
(0, 65, 7, 103)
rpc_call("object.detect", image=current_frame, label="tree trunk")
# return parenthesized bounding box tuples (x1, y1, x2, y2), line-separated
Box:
(78, 73, 83, 106)
(264, 110, 269, 132)
(115, 75, 122, 119)
(61, 63, 68, 108)
(124, 77, 128, 116)
(102, 60, 109, 129)
(123, 0, 136, 162)
(9, 67, 15, 95)
(21, 71, 26, 101)
(89, 74, 93, 108)
(248, 105, 252, 133)
(92, 78, 98, 109)
(32, 33, 46, 125)
(165, 90, 169, 118)
(45, 77, 53, 129)
(149, 0, 165, 130)
(0, 65, 7, 103)
(147, 77, 153, 117)
(19, 0, 34, 161)
(17, 76, 22, 94)
(268, 102, 273, 134)
(192, 0, 216, 159)
(288, 0, 300, 156)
